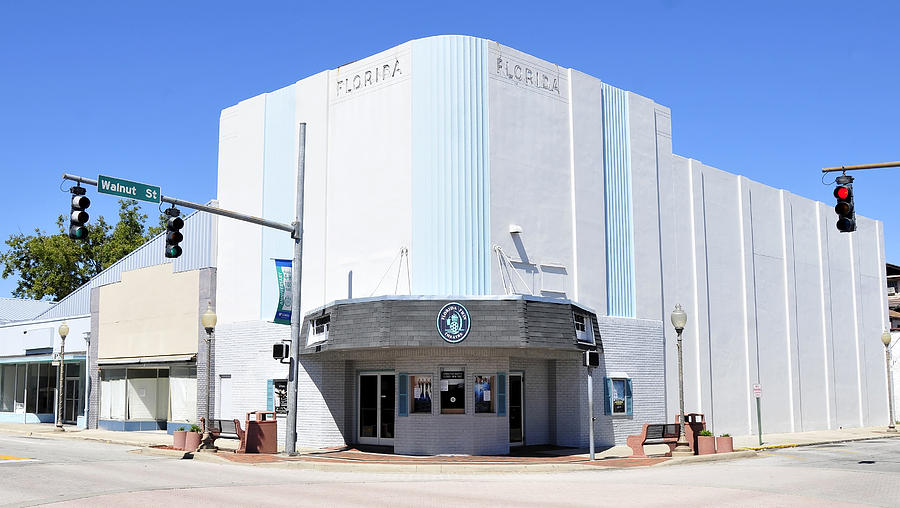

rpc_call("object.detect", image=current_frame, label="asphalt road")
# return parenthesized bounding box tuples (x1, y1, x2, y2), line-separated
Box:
(1, 432, 899, 507)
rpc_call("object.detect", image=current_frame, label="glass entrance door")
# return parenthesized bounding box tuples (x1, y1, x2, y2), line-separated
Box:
(63, 363, 82, 424)
(358, 373, 395, 446)
(509, 373, 523, 445)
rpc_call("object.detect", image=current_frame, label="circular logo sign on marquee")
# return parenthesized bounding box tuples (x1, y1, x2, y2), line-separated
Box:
(437, 302, 471, 343)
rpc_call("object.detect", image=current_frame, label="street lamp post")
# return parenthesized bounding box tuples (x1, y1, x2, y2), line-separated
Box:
(56, 322, 69, 431)
(670, 304, 693, 456)
(199, 302, 217, 450)
(882, 329, 896, 433)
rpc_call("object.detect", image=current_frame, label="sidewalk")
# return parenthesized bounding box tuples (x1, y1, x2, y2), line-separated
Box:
(2, 422, 897, 472)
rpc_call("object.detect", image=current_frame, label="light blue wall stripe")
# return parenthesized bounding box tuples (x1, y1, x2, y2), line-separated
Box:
(259, 85, 297, 319)
(411, 36, 491, 295)
(601, 84, 635, 317)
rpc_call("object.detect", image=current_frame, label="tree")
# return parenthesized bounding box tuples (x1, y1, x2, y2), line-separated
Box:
(0, 199, 165, 301)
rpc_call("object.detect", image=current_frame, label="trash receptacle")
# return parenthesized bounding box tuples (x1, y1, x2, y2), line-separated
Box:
(242, 411, 278, 454)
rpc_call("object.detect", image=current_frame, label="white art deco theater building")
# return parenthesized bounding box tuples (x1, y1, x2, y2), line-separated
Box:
(210, 35, 889, 454)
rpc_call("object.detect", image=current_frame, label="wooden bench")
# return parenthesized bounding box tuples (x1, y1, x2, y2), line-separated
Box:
(200, 417, 245, 449)
(626, 423, 680, 458)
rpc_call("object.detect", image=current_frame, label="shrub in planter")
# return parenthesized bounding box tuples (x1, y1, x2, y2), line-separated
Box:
(716, 433, 734, 453)
(173, 426, 188, 450)
(183, 424, 202, 451)
(697, 429, 716, 455)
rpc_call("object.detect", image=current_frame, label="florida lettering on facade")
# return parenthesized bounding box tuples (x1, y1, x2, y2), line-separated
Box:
(496, 56, 560, 94)
(335, 59, 402, 97)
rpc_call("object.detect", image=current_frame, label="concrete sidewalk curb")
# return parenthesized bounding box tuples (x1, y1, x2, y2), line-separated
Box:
(738, 432, 900, 451)
(131, 447, 237, 465)
(2, 428, 162, 449)
(651, 450, 757, 466)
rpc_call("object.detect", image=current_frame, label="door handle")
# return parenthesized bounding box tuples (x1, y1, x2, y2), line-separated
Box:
(380, 395, 387, 398)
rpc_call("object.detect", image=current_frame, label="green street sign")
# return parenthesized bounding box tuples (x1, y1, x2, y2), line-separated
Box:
(97, 174, 161, 204)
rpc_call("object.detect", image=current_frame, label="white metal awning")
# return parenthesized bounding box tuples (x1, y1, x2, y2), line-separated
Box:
(98, 354, 196, 365)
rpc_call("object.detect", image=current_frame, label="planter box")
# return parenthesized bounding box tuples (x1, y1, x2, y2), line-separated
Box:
(173, 430, 187, 450)
(184, 432, 202, 451)
(716, 436, 734, 453)
(697, 435, 716, 455)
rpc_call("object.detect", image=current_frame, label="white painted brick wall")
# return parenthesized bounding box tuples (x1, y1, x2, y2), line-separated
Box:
(214, 320, 291, 449)
(563, 315, 667, 447)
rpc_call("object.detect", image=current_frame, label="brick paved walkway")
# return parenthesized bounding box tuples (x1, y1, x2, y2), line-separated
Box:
(212, 446, 669, 467)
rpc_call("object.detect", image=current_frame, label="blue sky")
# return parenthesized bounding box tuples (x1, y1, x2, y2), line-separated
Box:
(1, 1, 898, 299)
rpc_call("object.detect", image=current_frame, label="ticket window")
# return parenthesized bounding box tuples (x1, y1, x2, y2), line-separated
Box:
(440, 369, 465, 414)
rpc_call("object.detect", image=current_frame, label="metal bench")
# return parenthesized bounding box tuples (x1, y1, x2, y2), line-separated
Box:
(626, 423, 680, 458)
(200, 417, 245, 449)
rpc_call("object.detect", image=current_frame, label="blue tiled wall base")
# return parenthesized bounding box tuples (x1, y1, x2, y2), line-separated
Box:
(0, 412, 54, 423)
(98, 419, 168, 431)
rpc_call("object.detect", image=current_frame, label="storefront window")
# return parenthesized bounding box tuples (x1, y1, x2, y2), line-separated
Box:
(474, 375, 495, 413)
(37, 363, 58, 414)
(25, 363, 39, 413)
(169, 366, 197, 422)
(409, 375, 432, 414)
(1, 364, 16, 412)
(440, 369, 465, 414)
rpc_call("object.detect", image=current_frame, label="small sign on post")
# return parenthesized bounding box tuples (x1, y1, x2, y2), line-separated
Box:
(753, 383, 763, 446)
(97, 174, 161, 204)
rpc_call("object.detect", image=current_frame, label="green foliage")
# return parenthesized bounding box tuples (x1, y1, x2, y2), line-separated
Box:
(720, 433, 731, 437)
(178, 426, 186, 432)
(0, 199, 163, 301)
(699, 429, 714, 437)
(189, 424, 201, 433)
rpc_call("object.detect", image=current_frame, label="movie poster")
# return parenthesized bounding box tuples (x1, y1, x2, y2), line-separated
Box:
(411, 375, 432, 413)
(474, 375, 494, 413)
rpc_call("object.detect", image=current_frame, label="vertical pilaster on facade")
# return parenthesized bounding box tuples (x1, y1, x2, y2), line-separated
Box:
(87, 287, 100, 429)
(197, 268, 217, 423)
(196, 330, 213, 423)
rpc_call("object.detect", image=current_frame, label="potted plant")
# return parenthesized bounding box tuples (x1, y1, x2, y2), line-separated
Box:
(716, 433, 734, 453)
(183, 424, 203, 451)
(697, 429, 716, 455)
(173, 426, 188, 450)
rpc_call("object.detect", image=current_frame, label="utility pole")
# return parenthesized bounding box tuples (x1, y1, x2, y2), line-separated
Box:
(286, 124, 306, 455)
(61, 125, 307, 454)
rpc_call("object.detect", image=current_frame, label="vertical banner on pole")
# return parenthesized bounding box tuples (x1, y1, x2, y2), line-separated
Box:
(274, 259, 292, 325)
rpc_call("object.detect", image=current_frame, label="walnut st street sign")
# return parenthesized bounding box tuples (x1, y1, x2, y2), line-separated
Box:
(97, 174, 161, 203)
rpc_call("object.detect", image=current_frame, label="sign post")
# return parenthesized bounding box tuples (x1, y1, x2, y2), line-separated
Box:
(97, 174, 161, 203)
(753, 383, 762, 446)
(587, 365, 595, 461)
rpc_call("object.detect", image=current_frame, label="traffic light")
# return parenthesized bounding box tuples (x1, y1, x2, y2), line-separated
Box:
(68, 186, 90, 240)
(164, 207, 184, 258)
(834, 177, 856, 233)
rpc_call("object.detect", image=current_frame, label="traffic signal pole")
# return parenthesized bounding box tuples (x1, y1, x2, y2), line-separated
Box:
(821, 161, 900, 173)
(61, 123, 307, 454)
(61, 173, 295, 234)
